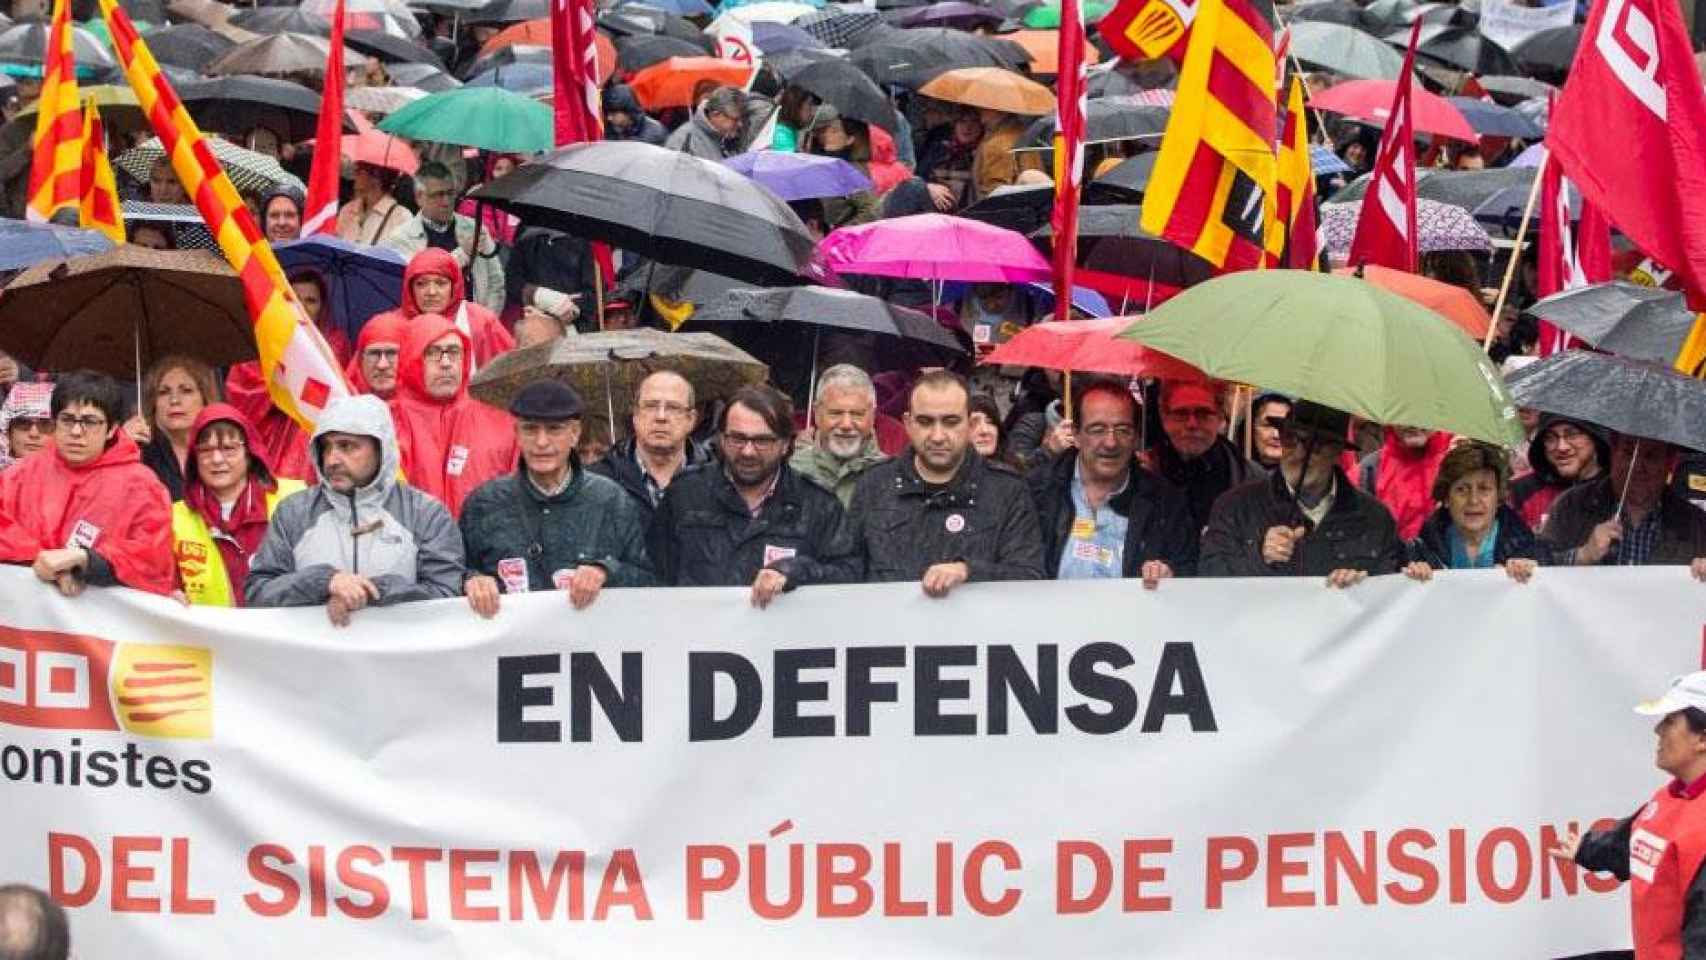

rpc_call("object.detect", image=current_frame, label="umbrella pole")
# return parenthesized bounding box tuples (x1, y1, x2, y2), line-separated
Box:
(604, 364, 617, 448)
(1241, 385, 1253, 461)
(805, 327, 821, 426)
(1143, 260, 1157, 314)
(133, 319, 143, 421)
(1482, 158, 1547, 352)
(1062, 369, 1073, 426)
(469, 150, 487, 297)
(1613, 438, 1640, 527)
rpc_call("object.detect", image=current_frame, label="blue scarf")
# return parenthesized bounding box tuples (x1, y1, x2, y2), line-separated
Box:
(1449, 519, 1500, 569)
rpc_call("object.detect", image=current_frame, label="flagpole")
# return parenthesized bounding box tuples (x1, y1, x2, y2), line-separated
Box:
(1482, 160, 1546, 352)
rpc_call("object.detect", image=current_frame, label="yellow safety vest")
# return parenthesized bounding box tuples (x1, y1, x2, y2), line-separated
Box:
(171, 479, 305, 607)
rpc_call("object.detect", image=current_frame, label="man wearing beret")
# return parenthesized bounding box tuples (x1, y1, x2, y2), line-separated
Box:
(460, 381, 654, 617)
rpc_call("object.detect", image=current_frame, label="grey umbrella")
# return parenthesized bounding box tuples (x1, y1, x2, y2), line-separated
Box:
(0, 21, 116, 73)
(1506, 351, 1706, 453)
(205, 33, 359, 77)
(1523, 284, 1700, 367)
(1289, 21, 1408, 80)
(696, 286, 964, 353)
(1384, 23, 1517, 75)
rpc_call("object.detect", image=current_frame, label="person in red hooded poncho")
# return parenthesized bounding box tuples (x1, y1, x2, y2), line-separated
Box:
(1359, 426, 1454, 541)
(345, 313, 410, 398)
(389, 313, 517, 518)
(0, 371, 175, 596)
(369, 248, 514, 371)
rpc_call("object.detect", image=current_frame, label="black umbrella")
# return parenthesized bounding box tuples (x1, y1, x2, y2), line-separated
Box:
(847, 27, 1026, 87)
(144, 23, 236, 71)
(228, 6, 333, 34)
(1385, 23, 1517, 76)
(346, 29, 444, 66)
(695, 285, 965, 353)
(615, 34, 703, 72)
(1509, 24, 1580, 79)
(0, 20, 116, 72)
(779, 59, 900, 133)
(1523, 284, 1699, 366)
(1018, 96, 1168, 147)
(959, 180, 1141, 234)
(594, 4, 709, 46)
(1330, 166, 1533, 213)
(895, 1, 1006, 29)
(463, 43, 552, 78)
(1475, 74, 1557, 105)
(178, 76, 328, 143)
(388, 60, 463, 90)
(1446, 96, 1544, 138)
(1094, 150, 1155, 194)
(470, 141, 816, 286)
(1506, 350, 1706, 453)
(1032, 205, 1218, 290)
(462, 0, 547, 24)
(1289, 0, 1366, 27)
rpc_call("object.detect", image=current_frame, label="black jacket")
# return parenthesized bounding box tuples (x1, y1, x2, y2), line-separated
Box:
(589, 435, 710, 525)
(1026, 451, 1200, 577)
(1144, 435, 1261, 535)
(1200, 468, 1405, 577)
(646, 461, 859, 588)
(459, 466, 655, 592)
(1405, 504, 1549, 568)
(848, 451, 1045, 584)
(1541, 474, 1706, 565)
(1510, 412, 1612, 519)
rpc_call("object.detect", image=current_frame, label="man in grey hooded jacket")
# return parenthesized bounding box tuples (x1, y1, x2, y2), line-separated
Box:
(245, 394, 466, 625)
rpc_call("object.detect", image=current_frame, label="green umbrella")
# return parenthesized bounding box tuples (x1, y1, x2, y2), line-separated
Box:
(1021, 0, 1112, 28)
(1116, 271, 1523, 445)
(377, 86, 554, 154)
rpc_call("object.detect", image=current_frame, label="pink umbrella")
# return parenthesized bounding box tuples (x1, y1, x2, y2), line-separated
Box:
(819, 213, 1053, 315)
(1309, 79, 1478, 142)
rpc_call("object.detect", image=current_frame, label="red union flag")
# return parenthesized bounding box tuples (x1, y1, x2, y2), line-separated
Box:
(302, 0, 346, 235)
(1550, 0, 1706, 309)
(1535, 152, 1612, 355)
(1346, 21, 1420, 273)
(1050, 0, 1088, 317)
(551, 0, 603, 144)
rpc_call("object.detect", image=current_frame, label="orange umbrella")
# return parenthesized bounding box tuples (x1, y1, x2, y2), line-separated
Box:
(1004, 29, 1101, 75)
(341, 129, 418, 175)
(1333, 265, 1491, 340)
(479, 20, 616, 84)
(917, 66, 1055, 116)
(629, 57, 754, 111)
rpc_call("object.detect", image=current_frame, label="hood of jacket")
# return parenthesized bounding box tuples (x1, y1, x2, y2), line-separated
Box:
(604, 83, 643, 117)
(396, 312, 473, 407)
(345, 311, 411, 396)
(1525, 412, 1612, 487)
(182, 402, 275, 490)
(309, 394, 401, 502)
(400, 247, 467, 319)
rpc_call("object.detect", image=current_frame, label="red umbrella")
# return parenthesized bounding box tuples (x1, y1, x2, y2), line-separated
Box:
(1310, 79, 1477, 142)
(341, 129, 419, 174)
(983, 316, 1203, 380)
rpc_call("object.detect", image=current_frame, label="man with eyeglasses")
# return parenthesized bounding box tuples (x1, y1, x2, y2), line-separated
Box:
(0, 371, 175, 597)
(1142, 379, 1260, 535)
(1510, 413, 1609, 531)
(461, 381, 654, 618)
(387, 316, 517, 519)
(1027, 377, 1198, 586)
(1201, 399, 1403, 587)
(1542, 432, 1706, 576)
(848, 370, 1044, 597)
(381, 162, 506, 314)
(591, 371, 710, 523)
(648, 384, 858, 607)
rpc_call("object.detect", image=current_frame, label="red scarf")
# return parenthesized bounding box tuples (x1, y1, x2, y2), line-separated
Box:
(183, 474, 275, 601)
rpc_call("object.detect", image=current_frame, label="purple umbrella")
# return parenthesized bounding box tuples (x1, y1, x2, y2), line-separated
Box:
(820, 212, 1053, 313)
(723, 151, 873, 201)
(895, 1, 1006, 28)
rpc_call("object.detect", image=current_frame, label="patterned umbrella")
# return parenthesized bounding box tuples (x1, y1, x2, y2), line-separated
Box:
(795, 5, 884, 46)
(116, 137, 303, 197)
(1319, 198, 1492, 256)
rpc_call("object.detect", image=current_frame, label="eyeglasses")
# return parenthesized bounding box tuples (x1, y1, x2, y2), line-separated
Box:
(1163, 407, 1222, 424)
(1542, 427, 1587, 447)
(424, 345, 464, 364)
(10, 417, 51, 433)
(638, 399, 690, 418)
(419, 188, 454, 200)
(723, 432, 780, 452)
(1080, 423, 1136, 440)
(55, 413, 107, 433)
(194, 442, 247, 459)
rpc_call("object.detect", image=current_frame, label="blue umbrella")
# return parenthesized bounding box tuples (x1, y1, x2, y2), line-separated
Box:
(1446, 96, 1545, 139)
(1023, 281, 1113, 319)
(751, 20, 822, 53)
(615, 0, 713, 15)
(464, 63, 553, 94)
(1309, 144, 1352, 176)
(0, 218, 115, 272)
(723, 151, 872, 202)
(274, 236, 408, 345)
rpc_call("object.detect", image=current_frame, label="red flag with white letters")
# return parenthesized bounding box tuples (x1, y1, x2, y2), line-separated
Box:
(1536, 152, 1612, 355)
(1550, 0, 1706, 309)
(1345, 21, 1420, 273)
(303, 0, 345, 235)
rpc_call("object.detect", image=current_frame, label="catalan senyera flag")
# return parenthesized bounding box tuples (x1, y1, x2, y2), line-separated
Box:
(1099, 0, 1200, 64)
(76, 98, 124, 244)
(96, 0, 350, 430)
(1050, 0, 1088, 319)
(1139, 0, 1277, 273)
(25, 0, 83, 223)
(303, 0, 346, 235)
(1269, 75, 1318, 270)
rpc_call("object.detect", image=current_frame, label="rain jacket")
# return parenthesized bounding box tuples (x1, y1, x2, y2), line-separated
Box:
(604, 84, 668, 146)
(664, 101, 743, 160)
(0, 430, 175, 595)
(459, 458, 655, 592)
(1540, 474, 1706, 566)
(1509, 412, 1611, 531)
(847, 450, 1046, 584)
(381, 211, 508, 315)
(788, 433, 886, 507)
(172, 404, 305, 606)
(1359, 428, 1454, 541)
(971, 116, 1039, 200)
(344, 312, 411, 397)
(367, 248, 516, 370)
(245, 394, 466, 608)
(1027, 451, 1200, 578)
(387, 314, 517, 519)
(1405, 504, 1550, 569)
(647, 460, 860, 588)
(1199, 468, 1405, 578)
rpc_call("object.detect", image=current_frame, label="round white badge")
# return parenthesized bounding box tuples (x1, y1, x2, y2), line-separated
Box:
(945, 513, 966, 533)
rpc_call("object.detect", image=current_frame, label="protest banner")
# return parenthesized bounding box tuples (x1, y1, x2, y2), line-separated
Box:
(1478, 0, 1576, 54)
(1, 566, 1700, 957)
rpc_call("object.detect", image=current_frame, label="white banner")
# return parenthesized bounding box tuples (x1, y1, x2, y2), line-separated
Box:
(1, 566, 1702, 958)
(1479, 0, 1578, 54)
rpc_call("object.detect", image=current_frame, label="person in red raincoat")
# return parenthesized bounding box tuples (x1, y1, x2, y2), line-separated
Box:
(368, 248, 514, 371)
(1358, 426, 1453, 541)
(0, 371, 174, 596)
(388, 313, 516, 518)
(345, 312, 410, 398)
